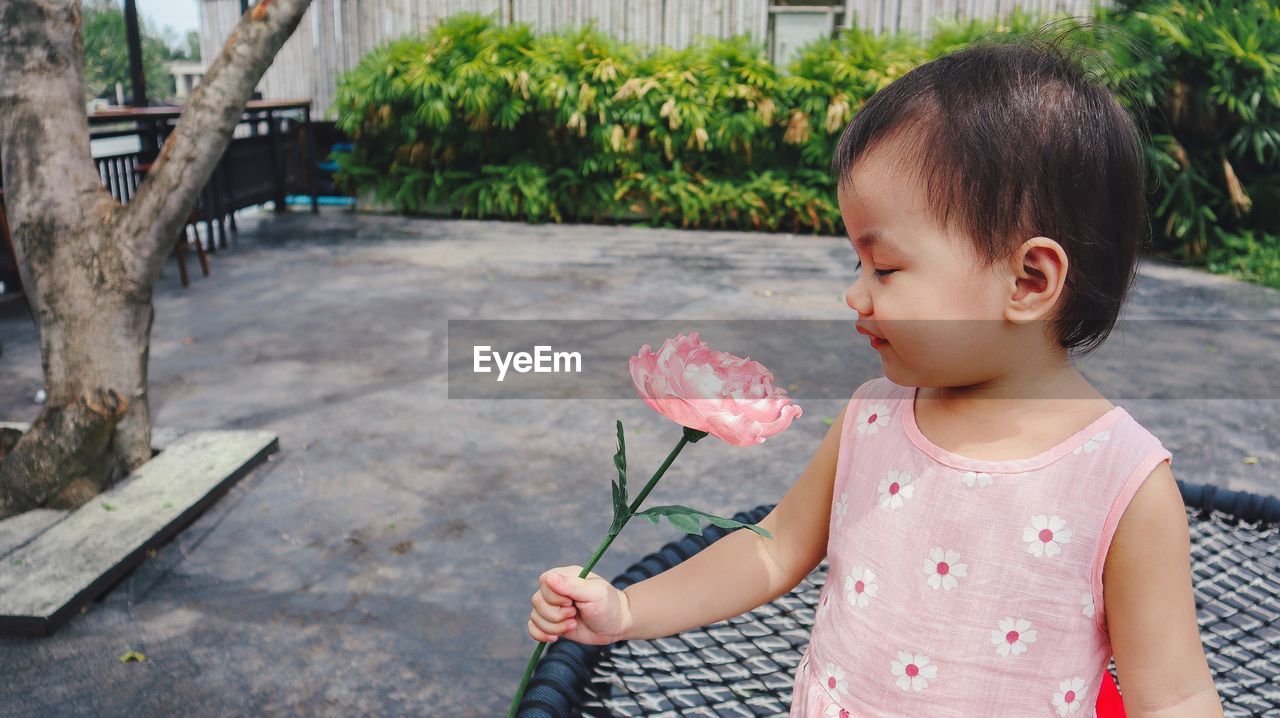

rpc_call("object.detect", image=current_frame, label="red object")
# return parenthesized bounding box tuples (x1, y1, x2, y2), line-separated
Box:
(1095, 667, 1127, 717)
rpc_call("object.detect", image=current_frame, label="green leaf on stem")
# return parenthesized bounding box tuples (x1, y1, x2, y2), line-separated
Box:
(636, 504, 773, 539)
(614, 420, 627, 491)
(610, 480, 626, 533)
(609, 420, 630, 533)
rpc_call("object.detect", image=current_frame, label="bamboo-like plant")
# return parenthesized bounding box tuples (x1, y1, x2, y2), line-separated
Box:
(331, 4, 1280, 286)
(1097, 0, 1279, 267)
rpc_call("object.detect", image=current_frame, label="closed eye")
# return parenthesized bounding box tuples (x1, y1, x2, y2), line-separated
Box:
(855, 259, 897, 279)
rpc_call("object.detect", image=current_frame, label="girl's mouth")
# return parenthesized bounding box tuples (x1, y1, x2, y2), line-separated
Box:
(857, 325, 889, 348)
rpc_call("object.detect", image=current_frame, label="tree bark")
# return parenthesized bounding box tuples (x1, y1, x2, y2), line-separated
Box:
(0, 0, 312, 519)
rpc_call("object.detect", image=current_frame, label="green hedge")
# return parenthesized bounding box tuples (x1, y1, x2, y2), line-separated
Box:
(1101, 0, 1280, 287)
(333, 1, 1280, 287)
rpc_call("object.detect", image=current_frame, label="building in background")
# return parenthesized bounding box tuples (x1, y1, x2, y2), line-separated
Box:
(169, 59, 206, 100)
(197, 0, 1105, 120)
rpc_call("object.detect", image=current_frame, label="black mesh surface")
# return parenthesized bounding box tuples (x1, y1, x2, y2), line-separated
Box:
(580, 550, 818, 717)
(518, 483, 1280, 717)
(1189, 508, 1280, 713)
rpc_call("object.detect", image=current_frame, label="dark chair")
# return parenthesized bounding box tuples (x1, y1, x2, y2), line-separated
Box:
(518, 481, 1280, 716)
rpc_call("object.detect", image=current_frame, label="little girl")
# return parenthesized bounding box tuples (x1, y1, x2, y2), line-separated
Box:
(528, 36, 1225, 716)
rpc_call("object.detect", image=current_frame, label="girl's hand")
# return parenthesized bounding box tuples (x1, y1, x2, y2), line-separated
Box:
(528, 565, 630, 646)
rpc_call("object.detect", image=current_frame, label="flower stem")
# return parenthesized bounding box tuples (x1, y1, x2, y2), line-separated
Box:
(506, 427, 705, 717)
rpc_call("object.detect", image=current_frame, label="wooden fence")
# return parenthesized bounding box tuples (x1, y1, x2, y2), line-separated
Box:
(847, 0, 1105, 38)
(198, 0, 1108, 120)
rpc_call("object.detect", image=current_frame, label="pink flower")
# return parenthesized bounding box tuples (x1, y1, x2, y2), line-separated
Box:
(629, 332, 802, 446)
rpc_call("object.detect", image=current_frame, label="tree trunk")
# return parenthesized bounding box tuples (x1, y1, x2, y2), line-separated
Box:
(0, 0, 312, 520)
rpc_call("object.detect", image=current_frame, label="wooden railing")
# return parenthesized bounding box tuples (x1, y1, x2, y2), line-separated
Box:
(0, 100, 319, 293)
(86, 99, 318, 253)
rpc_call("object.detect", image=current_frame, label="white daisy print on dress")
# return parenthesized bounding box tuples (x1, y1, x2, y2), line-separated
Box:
(856, 403, 891, 435)
(990, 617, 1038, 657)
(833, 491, 849, 526)
(1072, 430, 1110, 455)
(845, 567, 879, 608)
(823, 703, 853, 718)
(1081, 592, 1095, 618)
(959, 470, 993, 488)
(1023, 514, 1073, 557)
(815, 589, 832, 621)
(878, 470, 915, 509)
(921, 548, 968, 591)
(1052, 677, 1089, 715)
(821, 662, 850, 701)
(890, 651, 937, 692)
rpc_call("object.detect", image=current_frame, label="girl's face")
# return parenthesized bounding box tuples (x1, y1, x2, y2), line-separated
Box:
(839, 145, 1022, 388)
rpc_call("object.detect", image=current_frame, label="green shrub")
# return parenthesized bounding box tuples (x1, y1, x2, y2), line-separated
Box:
(333, 12, 922, 233)
(333, 4, 1280, 288)
(1097, 0, 1280, 274)
(1205, 228, 1280, 288)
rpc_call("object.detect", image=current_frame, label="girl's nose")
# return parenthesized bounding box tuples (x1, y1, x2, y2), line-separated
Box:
(846, 275, 871, 315)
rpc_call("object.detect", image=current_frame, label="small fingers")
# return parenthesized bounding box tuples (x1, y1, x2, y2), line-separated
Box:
(528, 618, 557, 643)
(532, 591, 577, 621)
(530, 608, 573, 637)
(539, 573, 573, 608)
(528, 616, 578, 643)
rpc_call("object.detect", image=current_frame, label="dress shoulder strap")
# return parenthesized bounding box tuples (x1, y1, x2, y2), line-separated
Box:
(1086, 410, 1174, 633)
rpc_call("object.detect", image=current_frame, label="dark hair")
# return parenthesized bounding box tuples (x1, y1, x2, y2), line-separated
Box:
(830, 25, 1148, 359)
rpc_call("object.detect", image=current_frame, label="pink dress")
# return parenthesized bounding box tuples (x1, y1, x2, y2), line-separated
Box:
(789, 377, 1172, 717)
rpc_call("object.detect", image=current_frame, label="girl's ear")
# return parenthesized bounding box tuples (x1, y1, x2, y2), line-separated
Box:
(1005, 237, 1068, 324)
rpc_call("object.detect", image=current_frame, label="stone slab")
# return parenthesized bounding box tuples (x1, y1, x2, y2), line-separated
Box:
(0, 428, 277, 636)
(0, 508, 63, 558)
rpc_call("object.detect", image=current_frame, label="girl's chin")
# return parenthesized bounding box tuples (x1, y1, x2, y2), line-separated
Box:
(879, 356, 914, 385)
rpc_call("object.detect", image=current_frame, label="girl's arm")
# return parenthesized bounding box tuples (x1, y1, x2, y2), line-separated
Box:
(620, 404, 847, 641)
(1103, 461, 1225, 717)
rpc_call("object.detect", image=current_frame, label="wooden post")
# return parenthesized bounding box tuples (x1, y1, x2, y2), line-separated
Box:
(842, 0, 857, 30)
(304, 107, 318, 214)
(123, 0, 147, 107)
(266, 108, 286, 212)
